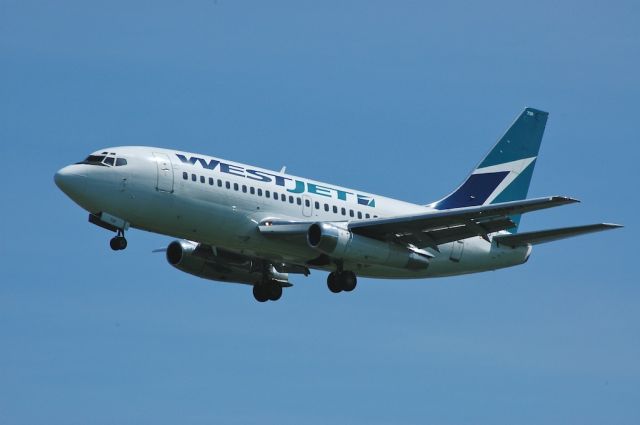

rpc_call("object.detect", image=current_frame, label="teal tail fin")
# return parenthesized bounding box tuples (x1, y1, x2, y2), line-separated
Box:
(431, 107, 549, 232)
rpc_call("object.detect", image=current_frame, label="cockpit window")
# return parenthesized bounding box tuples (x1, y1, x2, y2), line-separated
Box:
(77, 154, 127, 167)
(78, 155, 107, 166)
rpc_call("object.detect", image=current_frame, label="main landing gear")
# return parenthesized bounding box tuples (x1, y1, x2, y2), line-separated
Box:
(327, 271, 357, 293)
(109, 229, 128, 251)
(253, 281, 283, 303)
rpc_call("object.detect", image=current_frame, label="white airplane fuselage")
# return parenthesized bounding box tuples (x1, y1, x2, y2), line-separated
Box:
(55, 146, 530, 280)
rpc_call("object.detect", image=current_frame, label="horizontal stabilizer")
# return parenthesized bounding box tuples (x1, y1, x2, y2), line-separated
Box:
(493, 223, 622, 247)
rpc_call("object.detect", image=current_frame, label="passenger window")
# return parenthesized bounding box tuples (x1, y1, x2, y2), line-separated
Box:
(192, 174, 197, 182)
(315, 201, 320, 209)
(115, 158, 127, 166)
(357, 211, 362, 219)
(258, 188, 263, 196)
(324, 204, 329, 212)
(242, 185, 247, 193)
(296, 197, 302, 205)
(233, 183, 239, 191)
(209, 177, 214, 185)
(217, 180, 222, 187)
(281, 194, 286, 202)
(374, 215, 378, 218)
(250, 187, 255, 195)
(341, 207, 346, 215)
(332, 205, 338, 213)
(289, 196, 294, 203)
(349, 210, 354, 217)
(225, 181, 231, 189)
(365, 213, 370, 219)
(200, 176, 205, 183)
(183, 172, 188, 180)
(305, 199, 310, 207)
(266, 190, 270, 198)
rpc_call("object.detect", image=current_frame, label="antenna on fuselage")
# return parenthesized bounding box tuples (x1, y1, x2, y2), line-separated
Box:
(280, 166, 287, 174)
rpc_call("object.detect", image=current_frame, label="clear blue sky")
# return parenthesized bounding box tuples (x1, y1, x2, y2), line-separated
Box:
(1, 1, 637, 424)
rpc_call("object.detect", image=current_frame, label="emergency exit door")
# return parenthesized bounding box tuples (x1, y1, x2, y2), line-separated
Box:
(302, 195, 313, 217)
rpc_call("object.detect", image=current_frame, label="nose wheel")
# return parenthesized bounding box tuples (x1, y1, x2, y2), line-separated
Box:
(110, 230, 128, 251)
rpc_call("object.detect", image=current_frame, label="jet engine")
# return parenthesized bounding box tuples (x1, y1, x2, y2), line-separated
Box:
(306, 222, 429, 270)
(166, 240, 289, 285)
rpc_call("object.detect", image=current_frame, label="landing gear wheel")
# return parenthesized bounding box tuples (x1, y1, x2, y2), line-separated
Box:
(341, 271, 357, 292)
(268, 284, 283, 301)
(328, 271, 357, 293)
(253, 285, 269, 303)
(110, 236, 127, 251)
(327, 272, 342, 293)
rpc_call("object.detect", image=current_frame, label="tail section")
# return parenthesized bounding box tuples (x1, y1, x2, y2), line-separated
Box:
(431, 107, 549, 231)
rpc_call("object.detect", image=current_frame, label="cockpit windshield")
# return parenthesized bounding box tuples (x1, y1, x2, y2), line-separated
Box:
(77, 152, 127, 167)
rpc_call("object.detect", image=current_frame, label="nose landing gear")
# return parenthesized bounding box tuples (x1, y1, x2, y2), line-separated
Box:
(110, 229, 128, 251)
(88, 213, 129, 251)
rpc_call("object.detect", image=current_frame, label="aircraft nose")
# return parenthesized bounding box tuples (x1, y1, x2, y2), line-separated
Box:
(54, 165, 87, 199)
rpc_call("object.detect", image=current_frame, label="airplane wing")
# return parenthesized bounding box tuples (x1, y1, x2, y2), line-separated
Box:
(258, 196, 579, 250)
(348, 196, 578, 249)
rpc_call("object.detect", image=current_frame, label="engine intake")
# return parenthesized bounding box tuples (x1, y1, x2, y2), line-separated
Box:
(307, 222, 349, 253)
(166, 240, 195, 265)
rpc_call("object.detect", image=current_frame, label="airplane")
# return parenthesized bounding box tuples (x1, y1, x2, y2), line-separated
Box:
(54, 107, 621, 302)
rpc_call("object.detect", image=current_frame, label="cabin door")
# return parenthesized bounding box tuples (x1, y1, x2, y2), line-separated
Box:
(153, 152, 174, 193)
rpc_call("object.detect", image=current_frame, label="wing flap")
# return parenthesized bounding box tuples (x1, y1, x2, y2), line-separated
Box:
(493, 223, 622, 247)
(397, 217, 516, 249)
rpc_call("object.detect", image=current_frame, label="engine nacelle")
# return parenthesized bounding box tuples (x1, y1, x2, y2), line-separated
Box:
(166, 239, 202, 272)
(306, 222, 429, 270)
(166, 240, 289, 285)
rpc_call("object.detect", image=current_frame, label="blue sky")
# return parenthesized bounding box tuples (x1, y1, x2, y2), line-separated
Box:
(1, 1, 637, 424)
